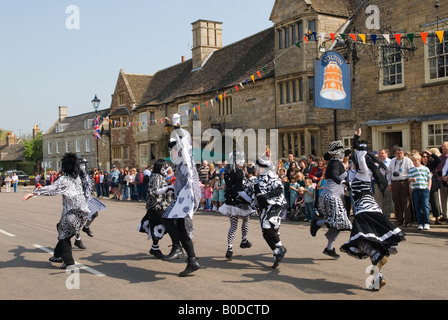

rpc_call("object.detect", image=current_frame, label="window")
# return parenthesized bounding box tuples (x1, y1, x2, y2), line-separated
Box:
(279, 130, 319, 158)
(85, 139, 90, 153)
(219, 97, 233, 116)
(66, 140, 70, 153)
(380, 45, 403, 89)
(426, 121, 448, 147)
(84, 119, 93, 130)
(278, 79, 303, 105)
(179, 103, 190, 127)
(139, 112, 148, 131)
(149, 111, 155, 122)
(342, 136, 354, 150)
(308, 76, 315, 101)
(112, 147, 122, 160)
(278, 29, 284, 49)
(119, 93, 126, 106)
(426, 33, 448, 83)
(56, 142, 61, 154)
(76, 139, 80, 153)
(140, 144, 149, 167)
(285, 27, 290, 48)
(48, 142, 52, 155)
(123, 147, 129, 160)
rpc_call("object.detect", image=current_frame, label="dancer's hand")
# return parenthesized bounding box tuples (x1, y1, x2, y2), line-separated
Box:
(355, 128, 362, 136)
(22, 193, 35, 201)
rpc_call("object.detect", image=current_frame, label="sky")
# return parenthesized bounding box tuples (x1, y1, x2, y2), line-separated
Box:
(0, 0, 275, 137)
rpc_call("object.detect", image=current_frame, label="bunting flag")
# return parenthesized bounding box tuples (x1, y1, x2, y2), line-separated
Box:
(94, 116, 101, 140)
(102, 28, 447, 129)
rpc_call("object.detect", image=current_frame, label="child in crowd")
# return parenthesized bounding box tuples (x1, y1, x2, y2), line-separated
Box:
(289, 177, 301, 213)
(304, 177, 316, 222)
(211, 176, 220, 211)
(204, 181, 213, 211)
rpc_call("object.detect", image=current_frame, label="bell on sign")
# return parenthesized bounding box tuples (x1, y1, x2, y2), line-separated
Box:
(320, 61, 346, 101)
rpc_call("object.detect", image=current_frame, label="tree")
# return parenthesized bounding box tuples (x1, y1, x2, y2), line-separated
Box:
(23, 132, 43, 170)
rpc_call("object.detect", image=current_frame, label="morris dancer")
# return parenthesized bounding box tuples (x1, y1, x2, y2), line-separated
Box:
(253, 155, 287, 269)
(310, 141, 352, 259)
(340, 129, 406, 290)
(163, 114, 201, 277)
(74, 158, 106, 249)
(138, 159, 174, 259)
(22, 153, 90, 269)
(219, 151, 254, 260)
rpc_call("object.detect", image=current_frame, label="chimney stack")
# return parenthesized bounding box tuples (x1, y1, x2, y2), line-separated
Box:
(33, 124, 40, 138)
(191, 20, 223, 70)
(59, 106, 68, 122)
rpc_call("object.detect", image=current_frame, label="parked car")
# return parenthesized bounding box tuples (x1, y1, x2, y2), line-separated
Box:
(1, 170, 30, 186)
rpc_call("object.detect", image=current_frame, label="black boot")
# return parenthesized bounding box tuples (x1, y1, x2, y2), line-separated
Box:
(162, 245, 184, 261)
(179, 257, 200, 277)
(149, 248, 164, 259)
(74, 239, 86, 249)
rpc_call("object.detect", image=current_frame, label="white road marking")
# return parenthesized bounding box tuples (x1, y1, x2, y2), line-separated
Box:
(33, 244, 106, 277)
(0, 229, 15, 237)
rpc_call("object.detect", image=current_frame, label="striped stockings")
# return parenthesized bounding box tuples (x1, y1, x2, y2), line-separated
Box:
(227, 216, 249, 249)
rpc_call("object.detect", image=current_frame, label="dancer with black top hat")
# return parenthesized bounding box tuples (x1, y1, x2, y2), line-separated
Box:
(138, 159, 174, 259)
(253, 155, 287, 269)
(162, 114, 202, 277)
(310, 140, 352, 259)
(340, 128, 406, 290)
(219, 150, 254, 260)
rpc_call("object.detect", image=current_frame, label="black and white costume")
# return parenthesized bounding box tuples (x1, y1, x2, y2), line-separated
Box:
(139, 159, 174, 259)
(253, 156, 287, 269)
(311, 141, 352, 259)
(162, 114, 201, 277)
(24, 153, 90, 269)
(219, 151, 254, 260)
(74, 159, 106, 249)
(340, 131, 406, 289)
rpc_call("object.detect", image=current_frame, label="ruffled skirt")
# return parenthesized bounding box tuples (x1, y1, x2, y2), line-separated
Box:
(340, 210, 406, 259)
(219, 203, 254, 217)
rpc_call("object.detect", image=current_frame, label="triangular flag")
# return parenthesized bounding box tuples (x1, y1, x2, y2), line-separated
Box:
(436, 30, 444, 43)
(382, 34, 390, 43)
(219, 94, 223, 102)
(371, 34, 377, 44)
(251, 75, 255, 83)
(421, 32, 428, 44)
(394, 33, 402, 44)
(407, 33, 414, 44)
(234, 85, 239, 92)
(303, 36, 309, 44)
(256, 71, 262, 78)
(295, 42, 301, 48)
(330, 33, 335, 42)
(349, 34, 357, 41)
(359, 34, 366, 43)
(340, 34, 346, 40)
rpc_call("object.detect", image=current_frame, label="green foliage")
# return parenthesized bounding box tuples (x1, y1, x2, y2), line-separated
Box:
(23, 132, 43, 164)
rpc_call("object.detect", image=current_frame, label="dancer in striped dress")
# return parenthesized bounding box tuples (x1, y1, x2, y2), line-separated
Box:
(340, 128, 406, 290)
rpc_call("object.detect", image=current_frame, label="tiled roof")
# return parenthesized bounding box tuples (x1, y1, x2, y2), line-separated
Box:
(310, 0, 352, 18)
(0, 143, 25, 161)
(138, 27, 275, 107)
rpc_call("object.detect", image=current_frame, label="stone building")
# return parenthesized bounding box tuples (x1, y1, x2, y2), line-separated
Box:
(42, 106, 110, 172)
(105, 0, 448, 169)
(338, 0, 448, 152)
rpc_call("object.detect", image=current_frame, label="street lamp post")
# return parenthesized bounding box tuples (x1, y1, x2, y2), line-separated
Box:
(92, 94, 101, 169)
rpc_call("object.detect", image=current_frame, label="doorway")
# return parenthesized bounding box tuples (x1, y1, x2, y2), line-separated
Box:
(382, 131, 403, 152)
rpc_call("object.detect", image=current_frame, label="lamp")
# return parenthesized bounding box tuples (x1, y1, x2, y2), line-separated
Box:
(92, 94, 100, 169)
